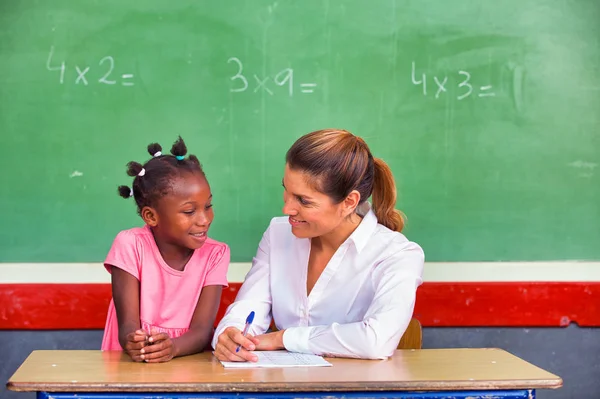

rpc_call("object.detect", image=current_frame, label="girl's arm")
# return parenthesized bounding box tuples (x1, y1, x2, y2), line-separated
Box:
(172, 284, 223, 356)
(111, 266, 147, 361)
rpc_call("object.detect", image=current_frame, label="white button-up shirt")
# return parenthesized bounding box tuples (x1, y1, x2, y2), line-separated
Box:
(212, 205, 424, 359)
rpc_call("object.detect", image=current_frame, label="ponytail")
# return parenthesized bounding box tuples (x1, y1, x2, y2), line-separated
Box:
(372, 157, 404, 232)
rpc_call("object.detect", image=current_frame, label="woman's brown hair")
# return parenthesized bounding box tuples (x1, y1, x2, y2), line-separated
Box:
(286, 129, 404, 232)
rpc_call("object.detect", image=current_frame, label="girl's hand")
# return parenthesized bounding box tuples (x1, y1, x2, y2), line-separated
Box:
(140, 330, 177, 363)
(124, 329, 148, 362)
(214, 326, 260, 362)
(254, 330, 285, 351)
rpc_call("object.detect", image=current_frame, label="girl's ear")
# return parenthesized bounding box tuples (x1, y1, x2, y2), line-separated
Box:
(141, 206, 159, 227)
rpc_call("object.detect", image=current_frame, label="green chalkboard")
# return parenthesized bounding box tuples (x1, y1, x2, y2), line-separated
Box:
(1, 0, 599, 262)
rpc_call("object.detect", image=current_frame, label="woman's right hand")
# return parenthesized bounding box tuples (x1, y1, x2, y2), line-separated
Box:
(124, 329, 148, 362)
(214, 327, 260, 362)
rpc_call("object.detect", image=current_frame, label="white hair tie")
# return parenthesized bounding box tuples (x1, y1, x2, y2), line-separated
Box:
(129, 188, 134, 197)
(138, 168, 146, 177)
(153, 151, 162, 157)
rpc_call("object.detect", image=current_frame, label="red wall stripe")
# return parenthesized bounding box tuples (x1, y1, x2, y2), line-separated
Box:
(414, 282, 599, 327)
(1, 282, 599, 329)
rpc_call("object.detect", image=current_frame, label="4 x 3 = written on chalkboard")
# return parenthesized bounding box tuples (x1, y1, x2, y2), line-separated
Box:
(411, 61, 495, 100)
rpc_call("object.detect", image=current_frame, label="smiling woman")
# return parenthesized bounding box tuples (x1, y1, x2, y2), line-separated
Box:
(100, 136, 230, 364)
(212, 129, 424, 361)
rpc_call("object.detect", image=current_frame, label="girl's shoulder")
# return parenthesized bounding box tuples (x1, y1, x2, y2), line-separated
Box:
(189, 238, 230, 278)
(194, 237, 230, 262)
(110, 225, 165, 261)
(200, 237, 229, 253)
(113, 225, 152, 241)
(104, 226, 155, 277)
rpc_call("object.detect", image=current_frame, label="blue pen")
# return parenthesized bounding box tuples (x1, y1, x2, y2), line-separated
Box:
(236, 311, 255, 353)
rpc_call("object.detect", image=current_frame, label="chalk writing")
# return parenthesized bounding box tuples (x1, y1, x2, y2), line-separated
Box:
(46, 47, 134, 87)
(411, 62, 494, 100)
(227, 57, 316, 96)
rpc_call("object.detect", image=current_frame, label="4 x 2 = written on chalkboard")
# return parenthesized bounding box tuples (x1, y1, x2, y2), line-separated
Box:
(46, 46, 134, 87)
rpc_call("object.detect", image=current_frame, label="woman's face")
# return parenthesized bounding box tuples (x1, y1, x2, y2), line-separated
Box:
(281, 164, 349, 239)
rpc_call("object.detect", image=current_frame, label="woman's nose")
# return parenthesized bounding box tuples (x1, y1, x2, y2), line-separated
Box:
(282, 198, 297, 216)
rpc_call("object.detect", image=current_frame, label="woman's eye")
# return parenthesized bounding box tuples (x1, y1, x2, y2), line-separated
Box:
(206, 204, 213, 210)
(297, 196, 309, 205)
(183, 210, 195, 215)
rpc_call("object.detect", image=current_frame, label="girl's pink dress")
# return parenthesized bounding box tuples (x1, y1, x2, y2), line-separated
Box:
(101, 225, 229, 350)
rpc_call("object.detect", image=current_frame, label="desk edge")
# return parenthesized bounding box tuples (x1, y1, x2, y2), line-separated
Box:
(6, 378, 564, 393)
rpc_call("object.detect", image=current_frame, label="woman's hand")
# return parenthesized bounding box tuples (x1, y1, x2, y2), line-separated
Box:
(213, 326, 260, 362)
(124, 329, 148, 362)
(254, 330, 285, 351)
(139, 330, 178, 363)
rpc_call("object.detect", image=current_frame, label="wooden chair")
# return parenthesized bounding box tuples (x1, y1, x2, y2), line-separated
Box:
(397, 317, 422, 349)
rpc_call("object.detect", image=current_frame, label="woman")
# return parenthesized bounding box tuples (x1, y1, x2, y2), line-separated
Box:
(212, 129, 424, 361)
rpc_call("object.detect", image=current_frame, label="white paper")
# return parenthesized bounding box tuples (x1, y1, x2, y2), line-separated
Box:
(219, 351, 332, 368)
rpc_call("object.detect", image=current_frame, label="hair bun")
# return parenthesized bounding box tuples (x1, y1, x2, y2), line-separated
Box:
(118, 185, 133, 199)
(148, 143, 163, 157)
(170, 136, 188, 158)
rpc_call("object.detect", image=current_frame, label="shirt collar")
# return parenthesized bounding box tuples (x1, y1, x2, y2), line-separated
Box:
(347, 202, 378, 254)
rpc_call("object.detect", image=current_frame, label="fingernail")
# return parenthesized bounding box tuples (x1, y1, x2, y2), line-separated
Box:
(141, 354, 145, 359)
(149, 337, 153, 343)
(249, 345, 255, 350)
(140, 349, 144, 354)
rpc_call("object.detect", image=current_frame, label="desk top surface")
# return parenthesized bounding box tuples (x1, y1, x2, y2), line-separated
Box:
(7, 349, 562, 393)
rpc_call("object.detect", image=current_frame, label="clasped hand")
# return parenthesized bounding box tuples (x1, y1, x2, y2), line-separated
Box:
(124, 329, 177, 363)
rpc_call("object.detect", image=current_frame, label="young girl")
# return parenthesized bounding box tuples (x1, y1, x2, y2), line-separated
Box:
(213, 129, 424, 361)
(101, 136, 229, 363)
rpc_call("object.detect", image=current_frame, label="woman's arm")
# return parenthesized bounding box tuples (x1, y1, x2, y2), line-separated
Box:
(281, 244, 424, 359)
(212, 226, 274, 361)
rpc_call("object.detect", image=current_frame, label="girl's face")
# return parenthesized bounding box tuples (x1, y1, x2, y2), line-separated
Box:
(146, 171, 214, 251)
(282, 164, 350, 239)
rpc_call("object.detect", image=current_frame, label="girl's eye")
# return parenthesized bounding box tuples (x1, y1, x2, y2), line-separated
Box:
(183, 210, 195, 215)
(206, 203, 213, 210)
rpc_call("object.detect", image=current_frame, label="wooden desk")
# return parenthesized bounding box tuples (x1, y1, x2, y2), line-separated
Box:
(7, 349, 561, 399)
